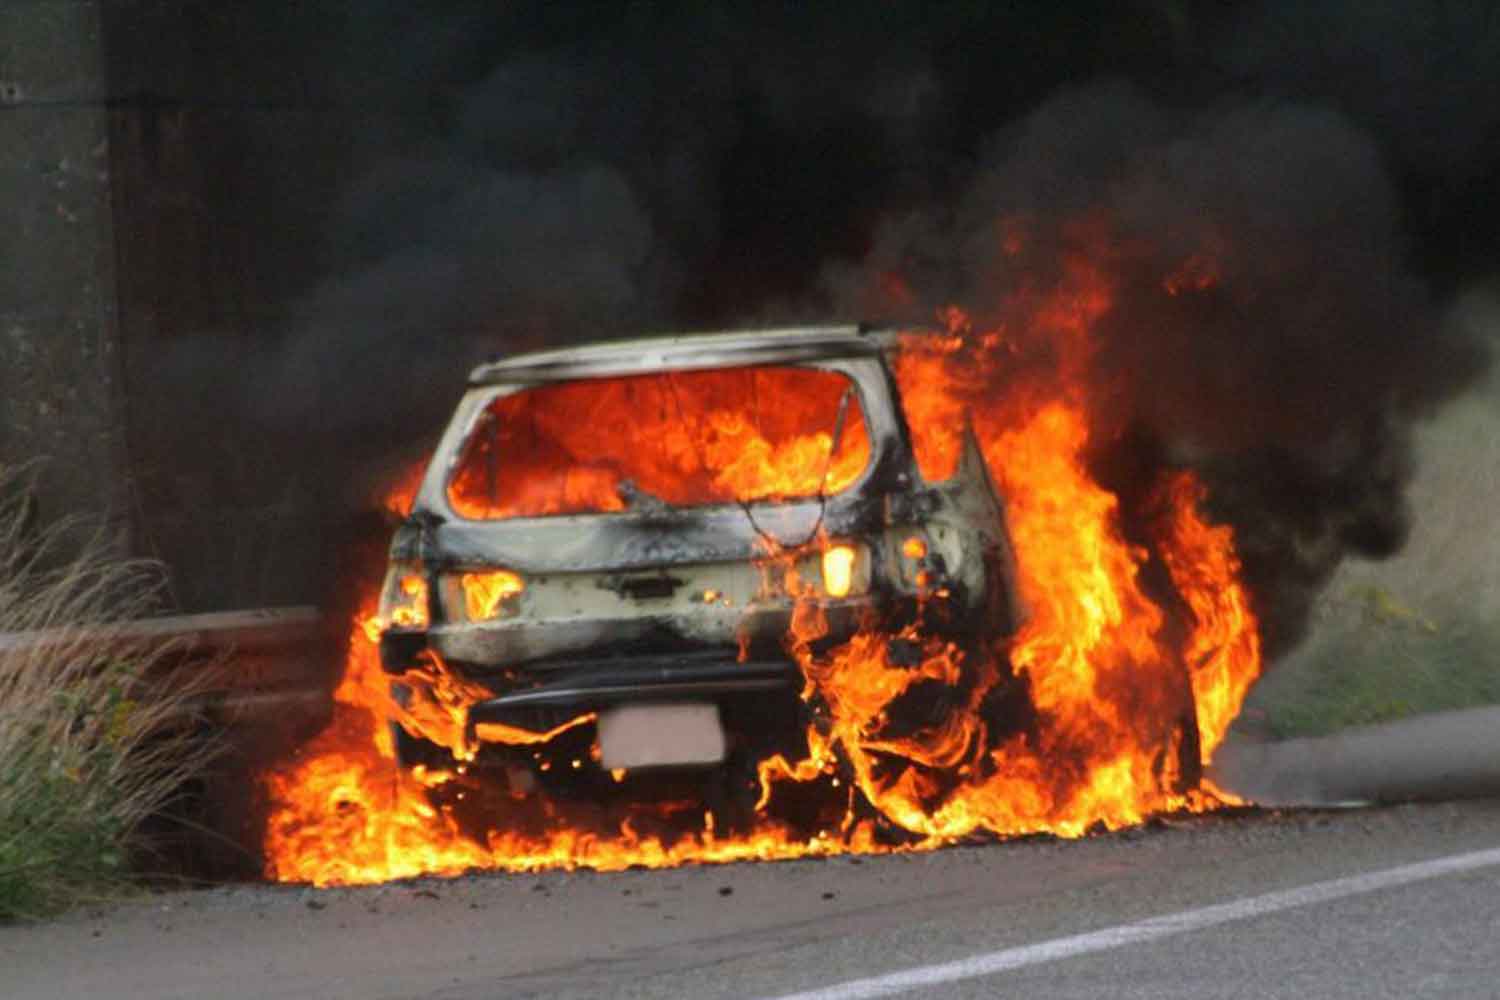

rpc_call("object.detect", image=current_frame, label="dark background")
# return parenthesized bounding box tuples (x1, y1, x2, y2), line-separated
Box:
(2, 1, 1497, 626)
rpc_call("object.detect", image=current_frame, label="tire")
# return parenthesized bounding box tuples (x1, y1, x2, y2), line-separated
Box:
(390, 721, 459, 771)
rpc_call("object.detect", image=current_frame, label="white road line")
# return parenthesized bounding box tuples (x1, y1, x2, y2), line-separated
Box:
(768, 845, 1500, 1000)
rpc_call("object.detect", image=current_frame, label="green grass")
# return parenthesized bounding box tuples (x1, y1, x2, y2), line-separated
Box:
(1247, 584, 1500, 739)
(1246, 297, 1500, 739)
(0, 468, 216, 920)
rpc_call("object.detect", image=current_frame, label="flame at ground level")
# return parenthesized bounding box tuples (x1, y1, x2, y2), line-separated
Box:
(261, 337, 1263, 885)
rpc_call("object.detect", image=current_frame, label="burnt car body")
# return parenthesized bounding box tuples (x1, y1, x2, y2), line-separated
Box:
(377, 325, 1022, 796)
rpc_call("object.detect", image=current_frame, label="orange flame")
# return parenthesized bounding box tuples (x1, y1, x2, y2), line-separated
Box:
(1153, 472, 1262, 758)
(263, 292, 1264, 886)
(448, 367, 870, 520)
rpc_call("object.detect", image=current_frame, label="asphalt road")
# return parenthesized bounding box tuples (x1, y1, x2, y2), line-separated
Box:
(3, 799, 1498, 999)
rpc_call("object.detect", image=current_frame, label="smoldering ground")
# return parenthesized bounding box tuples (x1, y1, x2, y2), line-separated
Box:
(137, 2, 1497, 656)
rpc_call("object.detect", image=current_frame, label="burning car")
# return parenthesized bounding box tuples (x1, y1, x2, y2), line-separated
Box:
(375, 324, 1024, 810)
(262, 317, 1256, 884)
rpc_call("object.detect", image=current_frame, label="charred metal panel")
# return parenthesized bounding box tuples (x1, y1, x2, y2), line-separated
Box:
(425, 598, 882, 671)
(924, 422, 1024, 633)
(467, 325, 897, 385)
(403, 495, 888, 575)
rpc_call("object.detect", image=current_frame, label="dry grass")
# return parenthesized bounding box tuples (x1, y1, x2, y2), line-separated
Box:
(0, 467, 217, 920)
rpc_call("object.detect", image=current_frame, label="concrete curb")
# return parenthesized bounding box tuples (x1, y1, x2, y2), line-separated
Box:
(1209, 705, 1500, 807)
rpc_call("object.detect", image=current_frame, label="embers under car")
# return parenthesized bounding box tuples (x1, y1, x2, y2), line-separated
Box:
(376, 326, 1023, 812)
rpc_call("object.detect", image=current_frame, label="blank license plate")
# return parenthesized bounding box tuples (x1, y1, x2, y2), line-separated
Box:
(598, 703, 726, 770)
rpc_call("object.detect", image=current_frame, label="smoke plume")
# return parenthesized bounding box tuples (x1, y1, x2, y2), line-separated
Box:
(143, 2, 1497, 653)
(835, 81, 1489, 653)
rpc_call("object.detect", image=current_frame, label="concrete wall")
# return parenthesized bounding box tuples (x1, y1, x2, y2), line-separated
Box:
(2, 2, 370, 609)
(99, 2, 356, 610)
(0, 0, 128, 524)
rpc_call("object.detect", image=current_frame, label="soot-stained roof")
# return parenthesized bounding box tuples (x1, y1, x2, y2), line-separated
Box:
(467, 324, 917, 385)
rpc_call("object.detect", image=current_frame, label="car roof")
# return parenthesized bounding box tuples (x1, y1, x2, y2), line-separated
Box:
(467, 323, 918, 385)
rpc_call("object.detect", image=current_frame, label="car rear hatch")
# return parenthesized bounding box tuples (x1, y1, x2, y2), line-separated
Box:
(381, 355, 912, 721)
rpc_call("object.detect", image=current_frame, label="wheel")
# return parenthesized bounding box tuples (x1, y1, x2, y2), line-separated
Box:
(390, 720, 459, 771)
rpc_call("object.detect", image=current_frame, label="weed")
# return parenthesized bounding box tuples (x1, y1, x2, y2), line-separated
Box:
(0, 467, 217, 920)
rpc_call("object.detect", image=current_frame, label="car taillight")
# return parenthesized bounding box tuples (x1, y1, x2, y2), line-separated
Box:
(378, 565, 429, 630)
(821, 545, 857, 598)
(459, 569, 526, 621)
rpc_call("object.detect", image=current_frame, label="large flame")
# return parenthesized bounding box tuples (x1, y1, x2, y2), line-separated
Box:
(448, 366, 870, 519)
(262, 300, 1264, 886)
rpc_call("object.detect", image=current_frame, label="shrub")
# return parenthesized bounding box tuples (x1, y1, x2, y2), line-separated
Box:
(0, 469, 216, 920)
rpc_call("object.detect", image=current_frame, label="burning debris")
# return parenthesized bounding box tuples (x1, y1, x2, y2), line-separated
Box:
(261, 312, 1261, 887)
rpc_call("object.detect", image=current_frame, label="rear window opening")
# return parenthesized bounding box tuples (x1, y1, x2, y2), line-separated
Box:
(448, 366, 872, 520)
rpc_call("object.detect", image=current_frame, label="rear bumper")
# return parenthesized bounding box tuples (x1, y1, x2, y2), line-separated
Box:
(379, 591, 973, 742)
(466, 649, 799, 731)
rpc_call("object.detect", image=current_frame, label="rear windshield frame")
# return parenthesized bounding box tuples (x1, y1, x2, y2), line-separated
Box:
(440, 362, 882, 524)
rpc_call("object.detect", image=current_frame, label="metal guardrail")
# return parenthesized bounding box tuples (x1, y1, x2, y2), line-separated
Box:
(1, 605, 341, 876)
(0, 605, 336, 729)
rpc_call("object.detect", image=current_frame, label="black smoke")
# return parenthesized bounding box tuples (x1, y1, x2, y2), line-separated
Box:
(187, 2, 1202, 460)
(839, 81, 1490, 654)
(135, 1, 1497, 647)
